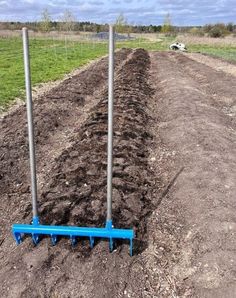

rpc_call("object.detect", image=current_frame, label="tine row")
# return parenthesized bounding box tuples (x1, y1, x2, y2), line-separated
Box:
(13, 233, 132, 254)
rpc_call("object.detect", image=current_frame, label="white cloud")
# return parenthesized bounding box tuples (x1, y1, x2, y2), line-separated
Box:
(0, 0, 234, 25)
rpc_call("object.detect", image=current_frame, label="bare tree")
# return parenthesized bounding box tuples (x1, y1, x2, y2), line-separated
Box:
(161, 13, 174, 35)
(60, 10, 76, 32)
(115, 13, 127, 34)
(40, 8, 52, 32)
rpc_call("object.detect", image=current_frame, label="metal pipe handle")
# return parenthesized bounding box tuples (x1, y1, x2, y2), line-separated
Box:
(106, 25, 115, 222)
(22, 27, 38, 220)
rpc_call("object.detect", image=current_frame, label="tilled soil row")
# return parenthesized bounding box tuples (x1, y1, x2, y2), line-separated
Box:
(0, 48, 132, 196)
(0, 48, 132, 245)
(38, 48, 155, 247)
(148, 51, 236, 297)
(0, 49, 158, 298)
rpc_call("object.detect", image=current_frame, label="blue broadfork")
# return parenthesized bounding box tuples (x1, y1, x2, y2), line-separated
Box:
(12, 26, 134, 255)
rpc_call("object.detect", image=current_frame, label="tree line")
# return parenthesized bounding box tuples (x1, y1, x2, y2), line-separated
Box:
(0, 9, 235, 37)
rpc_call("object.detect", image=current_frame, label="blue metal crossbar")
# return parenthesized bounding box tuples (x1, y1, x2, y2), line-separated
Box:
(12, 218, 134, 255)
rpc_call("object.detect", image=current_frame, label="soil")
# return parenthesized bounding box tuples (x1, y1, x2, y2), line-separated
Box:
(0, 49, 236, 298)
(185, 52, 236, 77)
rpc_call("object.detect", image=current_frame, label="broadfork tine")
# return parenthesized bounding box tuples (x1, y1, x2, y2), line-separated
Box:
(50, 234, 57, 246)
(32, 233, 39, 245)
(14, 232, 22, 245)
(70, 235, 77, 246)
(89, 236, 94, 248)
(109, 237, 113, 252)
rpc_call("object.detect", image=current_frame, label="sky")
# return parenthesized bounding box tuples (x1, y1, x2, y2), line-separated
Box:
(0, 0, 235, 26)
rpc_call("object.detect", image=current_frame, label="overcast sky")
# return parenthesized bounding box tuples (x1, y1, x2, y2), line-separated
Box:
(0, 0, 235, 26)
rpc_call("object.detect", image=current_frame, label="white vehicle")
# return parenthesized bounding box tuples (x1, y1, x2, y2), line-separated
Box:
(169, 42, 187, 51)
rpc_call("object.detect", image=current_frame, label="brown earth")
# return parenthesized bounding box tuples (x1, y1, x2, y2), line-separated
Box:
(184, 52, 236, 77)
(0, 49, 236, 298)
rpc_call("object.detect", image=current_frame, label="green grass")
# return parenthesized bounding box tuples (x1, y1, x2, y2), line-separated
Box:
(0, 37, 108, 108)
(189, 44, 236, 62)
(116, 36, 174, 51)
(124, 37, 236, 63)
(0, 36, 175, 108)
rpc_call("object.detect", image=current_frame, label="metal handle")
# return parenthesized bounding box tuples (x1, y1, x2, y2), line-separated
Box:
(22, 27, 38, 221)
(106, 25, 115, 222)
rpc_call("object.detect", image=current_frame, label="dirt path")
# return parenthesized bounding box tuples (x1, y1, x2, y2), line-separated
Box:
(184, 52, 236, 77)
(1, 49, 236, 298)
(149, 51, 236, 297)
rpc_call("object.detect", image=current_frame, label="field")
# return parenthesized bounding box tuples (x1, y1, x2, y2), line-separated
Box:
(0, 37, 108, 107)
(0, 35, 171, 108)
(0, 44, 236, 297)
(179, 34, 236, 61)
(1, 32, 236, 109)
